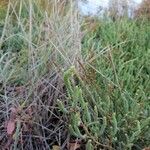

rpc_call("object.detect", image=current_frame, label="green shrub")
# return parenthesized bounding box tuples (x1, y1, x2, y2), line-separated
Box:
(58, 66, 150, 149)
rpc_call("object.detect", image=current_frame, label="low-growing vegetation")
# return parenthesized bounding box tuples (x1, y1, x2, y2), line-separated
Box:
(0, 0, 149, 149)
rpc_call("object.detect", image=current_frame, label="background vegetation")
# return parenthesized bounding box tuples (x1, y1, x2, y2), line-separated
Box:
(0, 0, 149, 149)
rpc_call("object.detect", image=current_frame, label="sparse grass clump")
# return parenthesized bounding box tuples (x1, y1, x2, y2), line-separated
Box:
(0, 0, 150, 149)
